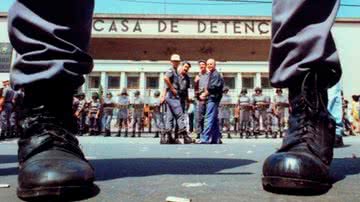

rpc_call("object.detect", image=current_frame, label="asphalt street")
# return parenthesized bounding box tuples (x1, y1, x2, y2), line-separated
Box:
(0, 135, 360, 202)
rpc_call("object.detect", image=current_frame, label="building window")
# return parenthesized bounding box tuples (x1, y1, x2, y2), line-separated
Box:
(89, 76, 100, 88)
(127, 76, 139, 89)
(261, 77, 271, 89)
(223, 77, 235, 89)
(0, 43, 13, 72)
(108, 76, 120, 89)
(242, 77, 254, 89)
(147, 77, 159, 89)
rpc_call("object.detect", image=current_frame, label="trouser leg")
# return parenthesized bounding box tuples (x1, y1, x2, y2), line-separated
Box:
(8, 0, 94, 120)
(270, 0, 341, 89)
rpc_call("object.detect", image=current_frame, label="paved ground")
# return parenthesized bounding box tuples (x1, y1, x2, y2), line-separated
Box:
(0, 135, 360, 202)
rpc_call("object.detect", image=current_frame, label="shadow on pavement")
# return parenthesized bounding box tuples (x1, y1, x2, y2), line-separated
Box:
(91, 158, 256, 181)
(331, 158, 360, 183)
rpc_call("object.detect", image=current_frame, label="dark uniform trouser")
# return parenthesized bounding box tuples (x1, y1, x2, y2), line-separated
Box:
(8, 1, 94, 110)
(153, 112, 164, 132)
(165, 96, 187, 134)
(196, 101, 206, 135)
(1, 103, 14, 136)
(270, 0, 341, 88)
(239, 109, 251, 133)
(254, 109, 269, 133)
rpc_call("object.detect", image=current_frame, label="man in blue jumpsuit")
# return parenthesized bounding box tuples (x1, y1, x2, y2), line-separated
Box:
(198, 59, 224, 144)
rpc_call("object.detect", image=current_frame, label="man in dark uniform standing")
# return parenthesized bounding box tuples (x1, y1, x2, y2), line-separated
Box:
(252, 87, 271, 138)
(219, 87, 232, 139)
(0, 80, 15, 138)
(163, 54, 192, 144)
(262, 0, 341, 193)
(194, 60, 208, 139)
(238, 89, 252, 139)
(198, 59, 224, 144)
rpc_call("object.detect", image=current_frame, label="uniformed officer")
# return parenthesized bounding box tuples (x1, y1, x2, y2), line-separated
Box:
(238, 89, 253, 139)
(131, 90, 144, 137)
(252, 87, 271, 138)
(102, 92, 115, 137)
(272, 88, 289, 138)
(87, 92, 101, 136)
(0, 80, 15, 138)
(117, 88, 130, 137)
(178, 61, 191, 112)
(194, 60, 208, 139)
(11, 88, 24, 137)
(150, 90, 164, 138)
(198, 58, 224, 144)
(163, 54, 192, 144)
(219, 87, 232, 139)
(74, 92, 88, 136)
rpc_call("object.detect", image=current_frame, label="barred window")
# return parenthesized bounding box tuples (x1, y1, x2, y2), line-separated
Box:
(242, 77, 254, 89)
(127, 76, 139, 89)
(146, 77, 159, 89)
(223, 77, 236, 89)
(108, 76, 120, 89)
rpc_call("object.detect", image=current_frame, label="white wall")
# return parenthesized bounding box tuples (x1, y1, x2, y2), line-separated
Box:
(332, 23, 360, 100)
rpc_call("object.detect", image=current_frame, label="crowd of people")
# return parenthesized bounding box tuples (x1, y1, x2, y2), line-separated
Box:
(70, 55, 292, 143)
(0, 57, 356, 143)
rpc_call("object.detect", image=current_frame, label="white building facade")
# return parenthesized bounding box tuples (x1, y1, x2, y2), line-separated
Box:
(1, 13, 359, 102)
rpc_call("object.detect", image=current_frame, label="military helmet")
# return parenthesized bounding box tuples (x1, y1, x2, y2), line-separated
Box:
(106, 92, 113, 97)
(254, 87, 262, 92)
(223, 86, 230, 93)
(240, 88, 248, 95)
(154, 90, 161, 97)
(120, 88, 128, 96)
(276, 88, 283, 93)
(134, 90, 140, 96)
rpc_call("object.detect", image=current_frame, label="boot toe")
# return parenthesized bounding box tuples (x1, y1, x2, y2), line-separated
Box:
(262, 152, 330, 191)
(18, 150, 94, 189)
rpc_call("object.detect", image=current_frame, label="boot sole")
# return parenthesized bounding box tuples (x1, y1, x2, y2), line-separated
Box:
(17, 183, 99, 201)
(262, 176, 330, 194)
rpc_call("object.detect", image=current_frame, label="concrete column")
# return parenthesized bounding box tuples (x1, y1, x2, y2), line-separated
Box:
(159, 72, 165, 91)
(255, 72, 261, 88)
(140, 72, 146, 96)
(120, 72, 126, 90)
(236, 72, 242, 95)
(81, 75, 87, 93)
(100, 72, 107, 95)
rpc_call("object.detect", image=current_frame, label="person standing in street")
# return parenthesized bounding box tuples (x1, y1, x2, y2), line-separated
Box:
(0, 80, 15, 138)
(272, 88, 289, 138)
(163, 54, 192, 144)
(198, 58, 224, 144)
(131, 90, 144, 138)
(194, 60, 208, 139)
(150, 90, 164, 138)
(238, 89, 252, 139)
(102, 92, 115, 137)
(219, 87, 232, 139)
(117, 88, 130, 137)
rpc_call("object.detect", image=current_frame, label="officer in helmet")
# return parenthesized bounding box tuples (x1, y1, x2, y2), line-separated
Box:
(252, 87, 271, 138)
(238, 88, 252, 138)
(117, 88, 130, 137)
(272, 88, 289, 138)
(131, 90, 144, 137)
(150, 90, 165, 138)
(219, 87, 232, 139)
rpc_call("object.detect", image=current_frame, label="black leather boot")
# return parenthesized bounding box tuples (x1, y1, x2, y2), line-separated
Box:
(17, 106, 96, 201)
(181, 131, 193, 144)
(154, 132, 159, 138)
(262, 72, 336, 193)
